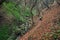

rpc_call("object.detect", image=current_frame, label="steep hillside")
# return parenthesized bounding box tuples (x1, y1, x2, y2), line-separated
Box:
(20, 4, 60, 40)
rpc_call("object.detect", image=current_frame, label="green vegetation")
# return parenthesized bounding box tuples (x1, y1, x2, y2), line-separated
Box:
(0, 0, 60, 40)
(3, 2, 29, 22)
(0, 24, 11, 40)
(0, 1, 36, 40)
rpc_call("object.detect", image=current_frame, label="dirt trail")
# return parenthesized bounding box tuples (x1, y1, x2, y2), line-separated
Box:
(20, 5, 60, 40)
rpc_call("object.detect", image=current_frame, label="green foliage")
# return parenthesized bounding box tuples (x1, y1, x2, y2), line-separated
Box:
(0, 1, 38, 40)
(3, 2, 23, 21)
(0, 2, 32, 40)
(3, 2, 30, 23)
(50, 30, 60, 40)
(0, 24, 11, 40)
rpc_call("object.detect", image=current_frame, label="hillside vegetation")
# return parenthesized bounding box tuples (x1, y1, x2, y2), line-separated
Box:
(0, 0, 60, 40)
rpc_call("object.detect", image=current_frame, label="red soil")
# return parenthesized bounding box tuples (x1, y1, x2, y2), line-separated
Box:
(20, 5, 60, 40)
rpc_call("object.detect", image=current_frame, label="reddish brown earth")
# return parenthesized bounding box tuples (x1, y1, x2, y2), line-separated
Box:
(20, 5, 60, 40)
